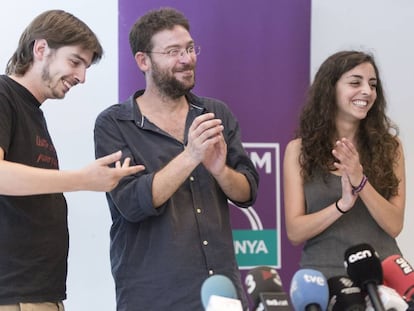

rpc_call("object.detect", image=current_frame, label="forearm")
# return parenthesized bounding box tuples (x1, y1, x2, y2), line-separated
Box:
(359, 182, 405, 237)
(0, 160, 83, 195)
(286, 202, 343, 245)
(152, 149, 199, 207)
(212, 166, 251, 203)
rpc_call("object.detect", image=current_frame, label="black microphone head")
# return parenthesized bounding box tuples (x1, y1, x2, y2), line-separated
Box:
(344, 243, 383, 290)
(327, 276, 365, 311)
(245, 266, 283, 308)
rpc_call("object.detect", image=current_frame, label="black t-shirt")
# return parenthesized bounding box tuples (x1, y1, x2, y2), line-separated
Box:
(0, 75, 68, 304)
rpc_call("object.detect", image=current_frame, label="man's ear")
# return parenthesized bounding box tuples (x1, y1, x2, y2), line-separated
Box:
(33, 39, 49, 60)
(134, 51, 150, 72)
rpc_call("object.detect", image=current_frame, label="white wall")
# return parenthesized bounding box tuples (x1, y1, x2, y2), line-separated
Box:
(0, 1, 413, 310)
(311, 0, 414, 265)
(0, 1, 118, 310)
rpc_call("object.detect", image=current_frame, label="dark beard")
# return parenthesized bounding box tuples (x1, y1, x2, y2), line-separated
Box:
(41, 54, 65, 99)
(152, 62, 195, 99)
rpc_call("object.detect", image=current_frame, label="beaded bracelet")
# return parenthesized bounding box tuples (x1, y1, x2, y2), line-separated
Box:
(335, 199, 347, 214)
(352, 175, 368, 195)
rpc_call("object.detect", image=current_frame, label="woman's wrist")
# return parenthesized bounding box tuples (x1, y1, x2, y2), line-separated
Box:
(335, 199, 347, 214)
(351, 175, 368, 195)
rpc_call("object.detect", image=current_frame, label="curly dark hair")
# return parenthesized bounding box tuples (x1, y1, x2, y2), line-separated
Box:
(129, 7, 190, 56)
(6, 9, 103, 76)
(296, 51, 400, 198)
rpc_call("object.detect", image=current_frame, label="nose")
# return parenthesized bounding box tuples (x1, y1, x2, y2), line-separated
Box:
(361, 82, 373, 95)
(178, 49, 193, 62)
(74, 67, 87, 84)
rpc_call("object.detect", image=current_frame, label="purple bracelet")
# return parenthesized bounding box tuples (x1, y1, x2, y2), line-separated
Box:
(352, 175, 368, 195)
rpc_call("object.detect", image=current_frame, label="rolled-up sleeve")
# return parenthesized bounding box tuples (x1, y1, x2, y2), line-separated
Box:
(206, 97, 259, 208)
(94, 106, 165, 223)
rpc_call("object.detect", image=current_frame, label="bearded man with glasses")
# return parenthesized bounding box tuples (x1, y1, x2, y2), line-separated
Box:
(94, 7, 258, 311)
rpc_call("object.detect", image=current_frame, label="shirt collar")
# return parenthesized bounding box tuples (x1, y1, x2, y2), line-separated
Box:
(115, 90, 206, 125)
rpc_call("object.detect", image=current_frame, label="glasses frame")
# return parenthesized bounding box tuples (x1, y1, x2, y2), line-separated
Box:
(142, 45, 201, 58)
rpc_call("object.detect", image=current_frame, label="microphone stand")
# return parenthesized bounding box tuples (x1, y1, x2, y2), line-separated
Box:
(365, 283, 385, 311)
(305, 304, 321, 311)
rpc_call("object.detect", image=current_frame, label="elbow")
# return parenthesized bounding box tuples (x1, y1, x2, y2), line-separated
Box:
(285, 222, 305, 246)
(392, 216, 405, 238)
(388, 224, 403, 239)
(286, 230, 305, 246)
(288, 238, 305, 247)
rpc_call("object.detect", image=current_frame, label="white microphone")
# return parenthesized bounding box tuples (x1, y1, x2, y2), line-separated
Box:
(200, 274, 243, 311)
(365, 285, 408, 311)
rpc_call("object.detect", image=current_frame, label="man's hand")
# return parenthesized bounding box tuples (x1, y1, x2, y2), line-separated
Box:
(186, 112, 224, 164)
(82, 151, 145, 192)
(202, 132, 227, 176)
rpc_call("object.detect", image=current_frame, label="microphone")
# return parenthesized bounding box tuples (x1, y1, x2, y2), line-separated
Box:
(382, 254, 414, 304)
(365, 285, 408, 311)
(344, 243, 385, 311)
(289, 268, 329, 311)
(200, 274, 243, 311)
(245, 266, 292, 310)
(327, 275, 365, 311)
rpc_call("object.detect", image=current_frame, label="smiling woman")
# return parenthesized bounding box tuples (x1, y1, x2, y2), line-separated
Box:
(283, 50, 406, 279)
(335, 62, 377, 122)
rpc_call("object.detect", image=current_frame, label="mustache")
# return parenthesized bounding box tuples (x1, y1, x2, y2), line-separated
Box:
(174, 64, 195, 72)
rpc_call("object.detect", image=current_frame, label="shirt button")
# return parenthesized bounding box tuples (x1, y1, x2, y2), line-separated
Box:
(196, 208, 202, 214)
(189, 176, 195, 181)
(209, 270, 214, 275)
(203, 240, 208, 246)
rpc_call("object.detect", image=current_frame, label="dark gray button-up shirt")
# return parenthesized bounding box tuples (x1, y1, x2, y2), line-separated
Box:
(94, 90, 259, 311)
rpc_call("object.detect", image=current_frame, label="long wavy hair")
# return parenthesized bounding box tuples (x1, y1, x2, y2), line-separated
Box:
(6, 10, 103, 76)
(297, 51, 399, 198)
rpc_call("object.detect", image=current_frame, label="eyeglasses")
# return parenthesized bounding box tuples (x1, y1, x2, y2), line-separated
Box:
(143, 45, 201, 58)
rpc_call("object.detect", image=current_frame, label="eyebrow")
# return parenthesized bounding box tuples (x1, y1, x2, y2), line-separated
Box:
(163, 40, 195, 50)
(346, 74, 377, 81)
(71, 53, 92, 68)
